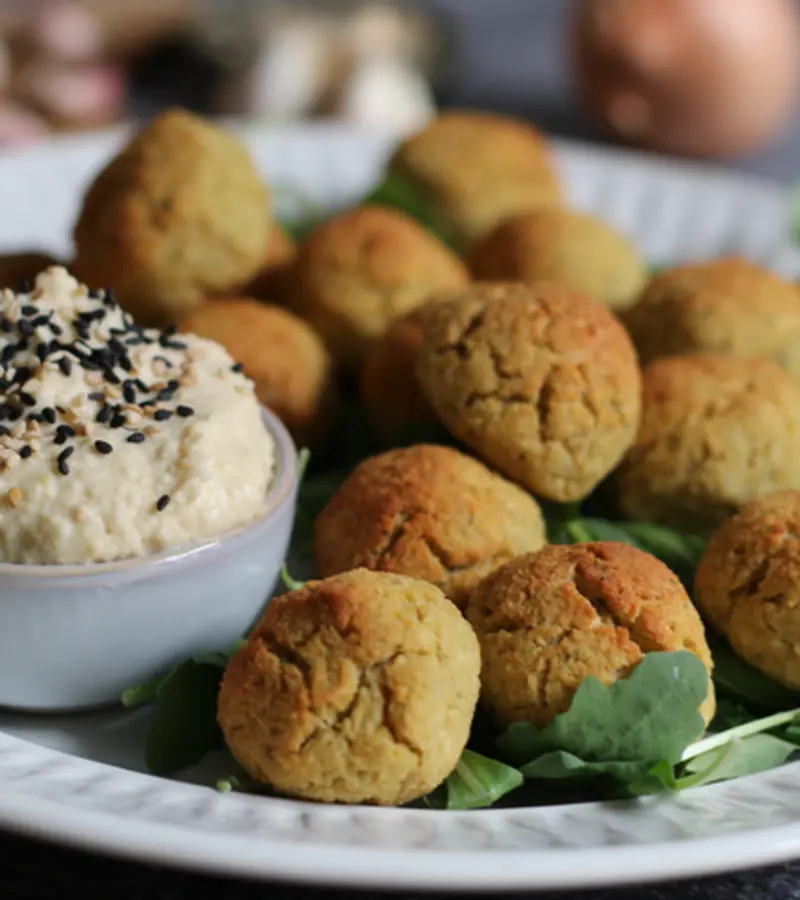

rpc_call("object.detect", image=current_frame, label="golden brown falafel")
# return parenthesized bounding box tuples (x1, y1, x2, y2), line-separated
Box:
(314, 445, 547, 609)
(390, 111, 562, 245)
(290, 204, 468, 370)
(467, 541, 715, 728)
(73, 108, 271, 325)
(178, 297, 338, 450)
(245, 221, 297, 301)
(695, 491, 800, 689)
(0, 252, 62, 290)
(623, 258, 800, 374)
(360, 301, 444, 444)
(468, 208, 647, 312)
(218, 568, 481, 806)
(415, 282, 642, 502)
(617, 355, 800, 533)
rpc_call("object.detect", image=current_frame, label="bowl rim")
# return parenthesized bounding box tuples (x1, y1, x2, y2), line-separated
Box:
(0, 405, 298, 580)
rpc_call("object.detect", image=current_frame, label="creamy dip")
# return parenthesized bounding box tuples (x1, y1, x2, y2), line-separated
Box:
(0, 267, 274, 565)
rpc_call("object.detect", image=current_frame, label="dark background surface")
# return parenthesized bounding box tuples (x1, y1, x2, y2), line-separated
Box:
(3, 1, 800, 897)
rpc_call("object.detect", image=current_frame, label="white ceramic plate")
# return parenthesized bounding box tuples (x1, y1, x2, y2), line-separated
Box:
(1, 124, 800, 893)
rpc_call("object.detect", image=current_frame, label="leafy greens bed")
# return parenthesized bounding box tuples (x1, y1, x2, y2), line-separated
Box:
(122, 175, 800, 811)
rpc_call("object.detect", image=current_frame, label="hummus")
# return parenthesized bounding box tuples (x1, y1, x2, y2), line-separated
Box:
(0, 267, 275, 565)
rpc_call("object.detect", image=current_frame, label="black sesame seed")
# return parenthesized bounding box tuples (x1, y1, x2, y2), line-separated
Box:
(21, 305, 37, 317)
(80, 358, 100, 371)
(17, 280, 31, 293)
(31, 314, 49, 327)
(94, 440, 113, 455)
(108, 338, 126, 355)
(7, 407, 22, 421)
(104, 370, 121, 385)
(57, 356, 72, 376)
(153, 355, 173, 369)
(162, 324, 177, 337)
(17, 319, 33, 337)
(176, 405, 194, 417)
(41, 406, 56, 424)
(1, 345, 14, 365)
(167, 379, 180, 391)
(57, 446, 73, 475)
(49, 322, 62, 336)
(153, 409, 172, 422)
(53, 424, 75, 445)
(104, 289, 117, 307)
(0, 425, 8, 435)
(88, 392, 105, 402)
(96, 406, 111, 425)
(19, 445, 32, 459)
(156, 494, 170, 512)
(126, 431, 145, 444)
(118, 355, 133, 372)
(19, 391, 36, 407)
(0, 319, 12, 334)
(87, 288, 103, 299)
(157, 388, 175, 402)
(110, 411, 126, 428)
(134, 378, 148, 393)
(231, 362, 244, 373)
(122, 381, 136, 404)
(35, 343, 48, 363)
(13, 366, 31, 385)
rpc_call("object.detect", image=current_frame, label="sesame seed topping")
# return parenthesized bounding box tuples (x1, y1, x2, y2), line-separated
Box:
(110, 411, 126, 428)
(153, 409, 172, 422)
(57, 356, 72, 376)
(54, 424, 75, 445)
(41, 407, 56, 424)
(17, 319, 33, 337)
(231, 362, 244, 373)
(57, 446, 73, 475)
(95, 406, 111, 425)
(155, 494, 170, 512)
(94, 440, 113, 455)
(18, 391, 36, 407)
(126, 432, 146, 444)
(19, 445, 32, 459)
(7, 487, 22, 507)
(176, 405, 194, 417)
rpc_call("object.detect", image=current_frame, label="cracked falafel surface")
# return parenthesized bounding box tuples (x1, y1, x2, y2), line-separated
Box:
(622, 258, 800, 374)
(415, 282, 642, 502)
(218, 569, 480, 806)
(314, 445, 546, 609)
(290, 205, 468, 370)
(73, 108, 271, 325)
(695, 491, 800, 689)
(466, 541, 715, 728)
(617, 355, 800, 533)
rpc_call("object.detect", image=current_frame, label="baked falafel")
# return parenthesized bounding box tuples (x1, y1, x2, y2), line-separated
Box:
(466, 541, 715, 728)
(622, 258, 800, 374)
(415, 282, 642, 502)
(73, 107, 271, 325)
(246, 221, 297, 302)
(468, 208, 647, 312)
(218, 568, 481, 806)
(314, 444, 547, 609)
(290, 204, 469, 370)
(178, 297, 338, 450)
(695, 491, 800, 689)
(617, 355, 800, 533)
(389, 111, 562, 245)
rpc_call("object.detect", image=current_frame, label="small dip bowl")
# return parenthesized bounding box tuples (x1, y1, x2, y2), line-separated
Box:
(0, 406, 298, 712)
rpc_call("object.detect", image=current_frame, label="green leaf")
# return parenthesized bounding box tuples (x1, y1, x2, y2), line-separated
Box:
(280, 562, 306, 592)
(497, 651, 708, 767)
(362, 172, 457, 248)
(436, 750, 524, 810)
(680, 734, 797, 788)
(622, 523, 706, 584)
(711, 697, 757, 731)
(143, 658, 227, 776)
(709, 633, 800, 710)
(120, 672, 164, 709)
(520, 750, 651, 785)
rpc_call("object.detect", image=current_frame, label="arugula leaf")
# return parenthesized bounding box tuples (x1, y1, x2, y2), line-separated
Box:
(363, 171, 456, 248)
(497, 652, 708, 767)
(679, 734, 797, 788)
(143, 658, 227, 776)
(621, 523, 706, 584)
(711, 697, 758, 731)
(120, 672, 164, 709)
(429, 751, 524, 810)
(520, 750, 650, 785)
(708, 633, 800, 710)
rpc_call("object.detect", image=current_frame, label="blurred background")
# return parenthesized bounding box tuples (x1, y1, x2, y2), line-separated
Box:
(2, 0, 800, 182)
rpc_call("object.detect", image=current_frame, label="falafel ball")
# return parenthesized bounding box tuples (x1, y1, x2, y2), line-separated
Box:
(360, 301, 444, 444)
(0, 252, 62, 290)
(695, 491, 800, 690)
(315, 445, 547, 609)
(290, 205, 469, 370)
(622, 258, 800, 374)
(73, 108, 271, 325)
(389, 111, 562, 245)
(415, 282, 642, 502)
(218, 568, 481, 806)
(246, 221, 297, 301)
(468, 209, 647, 312)
(617, 355, 800, 533)
(467, 541, 715, 728)
(178, 297, 338, 451)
